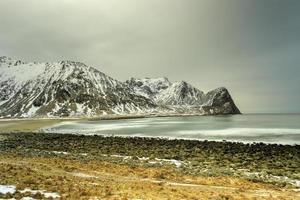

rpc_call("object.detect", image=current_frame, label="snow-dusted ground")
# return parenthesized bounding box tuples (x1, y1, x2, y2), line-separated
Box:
(19, 188, 60, 198)
(0, 184, 60, 199)
(0, 184, 16, 194)
(48, 150, 188, 169)
(237, 170, 300, 190)
(20, 197, 35, 200)
(71, 172, 98, 179)
(39, 150, 300, 191)
(51, 151, 69, 155)
(100, 154, 189, 168)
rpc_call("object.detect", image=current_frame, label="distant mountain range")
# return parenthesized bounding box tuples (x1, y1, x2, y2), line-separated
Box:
(0, 56, 240, 118)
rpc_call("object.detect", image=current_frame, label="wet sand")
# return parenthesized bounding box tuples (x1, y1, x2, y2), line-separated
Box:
(0, 118, 76, 133)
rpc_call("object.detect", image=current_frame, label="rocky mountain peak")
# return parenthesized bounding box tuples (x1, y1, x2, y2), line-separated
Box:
(0, 57, 241, 117)
(0, 56, 13, 62)
(59, 60, 88, 68)
(172, 81, 190, 90)
(0, 56, 25, 66)
(125, 77, 172, 98)
(0, 58, 157, 117)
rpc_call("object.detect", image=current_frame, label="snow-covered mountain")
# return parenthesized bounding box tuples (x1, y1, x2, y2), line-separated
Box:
(0, 56, 157, 117)
(126, 78, 241, 115)
(126, 78, 206, 106)
(0, 56, 240, 118)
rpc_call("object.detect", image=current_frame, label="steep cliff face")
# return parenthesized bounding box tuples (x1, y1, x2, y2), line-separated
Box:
(202, 87, 241, 115)
(0, 56, 241, 117)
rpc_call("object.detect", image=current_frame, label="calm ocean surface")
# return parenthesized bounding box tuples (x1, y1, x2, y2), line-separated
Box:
(43, 114, 300, 145)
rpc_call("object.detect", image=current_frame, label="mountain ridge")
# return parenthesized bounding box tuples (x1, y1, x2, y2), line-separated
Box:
(0, 56, 241, 117)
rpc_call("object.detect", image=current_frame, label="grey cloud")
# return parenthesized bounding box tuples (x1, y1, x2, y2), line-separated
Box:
(0, 0, 300, 113)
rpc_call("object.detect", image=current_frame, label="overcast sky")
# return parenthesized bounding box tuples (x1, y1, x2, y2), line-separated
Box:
(0, 0, 299, 113)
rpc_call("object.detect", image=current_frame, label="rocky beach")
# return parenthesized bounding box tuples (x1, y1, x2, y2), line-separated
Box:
(0, 131, 299, 199)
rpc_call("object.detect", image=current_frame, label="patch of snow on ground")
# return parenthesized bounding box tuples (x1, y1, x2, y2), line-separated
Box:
(43, 192, 61, 198)
(156, 158, 182, 168)
(146, 158, 185, 168)
(101, 154, 186, 168)
(71, 172, 98, 179)
(240, 170, 300, 191)
(52, 151, 69, 155)
(111, 154, 132, 160)
(294, 180, 300, 187)
(21, 197, 36, 200)
(20, 188, 60, 198)
(0, 184, 16, 194)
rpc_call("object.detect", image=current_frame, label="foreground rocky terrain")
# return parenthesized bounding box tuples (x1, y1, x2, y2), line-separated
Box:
(0, 56, 240, 117)
(0, 132, 299, 199)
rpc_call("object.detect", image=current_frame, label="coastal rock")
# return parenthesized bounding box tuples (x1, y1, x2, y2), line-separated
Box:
(202, 87, 241, 114)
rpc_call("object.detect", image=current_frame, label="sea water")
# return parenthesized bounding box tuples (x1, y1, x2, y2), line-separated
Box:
(43, 114, 300, 145)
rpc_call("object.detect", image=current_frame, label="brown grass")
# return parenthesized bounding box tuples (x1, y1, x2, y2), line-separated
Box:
(0, 154, 298, 200)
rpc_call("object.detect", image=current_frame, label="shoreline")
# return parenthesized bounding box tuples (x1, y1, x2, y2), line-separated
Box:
(40, 131, 300, 146)
(1, 132, 299, 181)
(0, 112, 237, 122)
(1, 116, 299, 146)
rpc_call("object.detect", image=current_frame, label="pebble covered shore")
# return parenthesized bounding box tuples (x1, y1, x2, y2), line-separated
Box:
(1, 132, 299, 187)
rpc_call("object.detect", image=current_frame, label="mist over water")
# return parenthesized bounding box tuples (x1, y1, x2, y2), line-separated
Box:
(43, 114, 300, 145)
